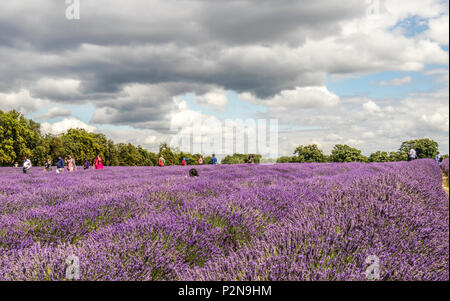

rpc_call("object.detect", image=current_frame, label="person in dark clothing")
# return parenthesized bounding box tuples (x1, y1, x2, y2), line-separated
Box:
(44, 158, 52, 172)
(211, 154, 218, 165)
(83, 158, 90, 170)
(189, 168, 199, 177)
(56, 156, 65, 174)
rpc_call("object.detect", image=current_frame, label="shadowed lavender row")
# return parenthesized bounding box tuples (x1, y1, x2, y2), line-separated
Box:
(443, 158, 449, 176)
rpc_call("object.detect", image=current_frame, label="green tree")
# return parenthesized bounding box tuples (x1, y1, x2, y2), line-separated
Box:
(158, 143, 178, 166)
(222, 153, 262, 164)
(399, 138, 439, 159)
(329, 144, 368, 163)
(388, 151, 403, 162)
(0, 110, 42, 166)
(276, 156, 296, 163)
(294, 144, 326, 163)
(369, 151, 390, 162)
(137, 145, 157, 166)
(117, 143, 141, 166)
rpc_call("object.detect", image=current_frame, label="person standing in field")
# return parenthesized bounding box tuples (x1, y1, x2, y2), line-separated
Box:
(409, 148, 417, 161)
(67, 155, 74, 172)
(94, 155, 104, 170)
(56, 156, 65, 173)
(248, 154, 255, 164)
(14, 162, 18, 168)
(211, 154, 218, 165)
(83, 157, 90, 170)
(73, 157, 77, 172)
(44, 158, 52, 172)
(23, 157, 32, 174)
(435, 152, 443, 166)
(158, 154, 165, 167)
(198, 156, 204, 165)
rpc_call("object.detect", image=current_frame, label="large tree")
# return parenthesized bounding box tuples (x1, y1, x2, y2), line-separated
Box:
(329, 144, 368, 163)
(294, 144, 326, 163)
(0, 110, 43, 166)
(369, 151, 390, 162)
(399, 138, 439, 159)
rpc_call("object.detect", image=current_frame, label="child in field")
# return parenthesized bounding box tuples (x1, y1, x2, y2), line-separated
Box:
(23, 157, 32, 174)
(83, 158, 90, 170)
(198, 156, 203, 165)
(44, 158, 52, 172)
(211, 154, 217, 165)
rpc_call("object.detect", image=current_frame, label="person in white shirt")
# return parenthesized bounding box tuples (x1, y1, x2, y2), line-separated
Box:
(23, 157, 32, 174)
(409, 148, 417, 161)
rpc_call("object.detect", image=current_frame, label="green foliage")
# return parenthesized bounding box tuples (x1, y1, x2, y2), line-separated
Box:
(387, 151, 403, 162)
(294, 144, 326, 163)
(329, 145, 368, 163)
(276, 156, 297, 163)
(222, 154, 261, 165)
(399, 138, 439, 159)
(0, 110, 42, 166)
(0, 110, 177, 167)
(158, 143, 178, 166)
(369, 151, 390, 162)
(1, 110, 444, 167)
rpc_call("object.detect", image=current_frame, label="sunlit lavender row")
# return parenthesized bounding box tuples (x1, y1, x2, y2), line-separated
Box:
(0, 159, 448, 281)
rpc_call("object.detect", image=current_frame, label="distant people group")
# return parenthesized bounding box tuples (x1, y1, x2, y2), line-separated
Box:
(19, 153, 219, 174)
(157, 154, 217, 167)
(18, 155, 104, 174)
(407, 148, 445, 166)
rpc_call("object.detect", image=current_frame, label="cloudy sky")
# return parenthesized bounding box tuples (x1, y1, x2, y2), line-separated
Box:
(0, 0, 448, 157)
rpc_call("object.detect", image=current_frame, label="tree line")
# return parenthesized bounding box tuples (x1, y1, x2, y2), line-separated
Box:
(0, 110, 213, 167)
(1, 109, 447, 166)
(277, 140, 447, 163)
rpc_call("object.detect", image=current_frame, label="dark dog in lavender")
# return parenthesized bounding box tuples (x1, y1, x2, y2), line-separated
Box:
(189, 168, 199, 177)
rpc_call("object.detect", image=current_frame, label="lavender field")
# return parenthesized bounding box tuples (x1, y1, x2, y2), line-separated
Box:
(0, 159, 448, 281)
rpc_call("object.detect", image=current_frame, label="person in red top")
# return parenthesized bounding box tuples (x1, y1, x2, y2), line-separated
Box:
(158, 155, 165, 167)
(94, 155, 104, 170)
(198, 156, 204, 165)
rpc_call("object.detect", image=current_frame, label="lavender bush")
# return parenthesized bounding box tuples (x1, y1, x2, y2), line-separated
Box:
(442, 158, 449, 177)
(0, 159, 448, 281)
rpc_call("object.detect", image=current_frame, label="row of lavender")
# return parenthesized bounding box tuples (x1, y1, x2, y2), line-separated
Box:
(0, 159, 448, 280)
(443, 158, 449, 177)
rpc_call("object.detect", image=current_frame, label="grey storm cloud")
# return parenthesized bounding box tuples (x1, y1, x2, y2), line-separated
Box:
(0, 0, 448, 146)
(0, 1, 367, 97)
